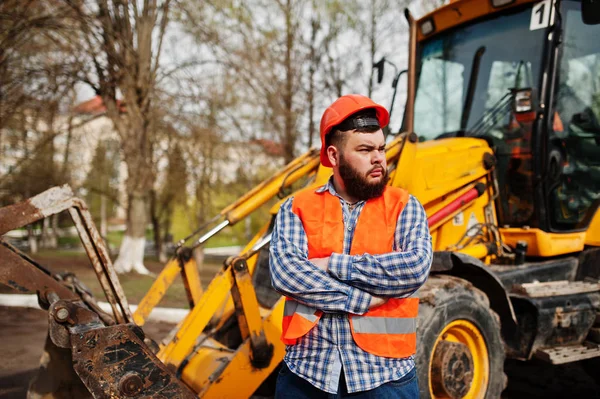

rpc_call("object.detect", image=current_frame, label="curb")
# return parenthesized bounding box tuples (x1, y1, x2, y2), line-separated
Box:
(0, 294, 187, 324)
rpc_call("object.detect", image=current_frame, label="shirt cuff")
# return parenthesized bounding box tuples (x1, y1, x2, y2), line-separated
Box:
(345, 288, 372, 315)
(328, 253, 355, 281)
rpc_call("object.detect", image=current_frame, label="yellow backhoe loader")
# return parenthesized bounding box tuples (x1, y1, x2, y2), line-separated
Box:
(1, 0, 600, 398)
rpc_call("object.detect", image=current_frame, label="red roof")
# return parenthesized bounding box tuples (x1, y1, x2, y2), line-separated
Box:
(74, 95, 125, 115)
(250, 138, 285, 157)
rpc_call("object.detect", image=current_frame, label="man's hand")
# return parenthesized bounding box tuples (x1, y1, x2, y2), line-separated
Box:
(368, 296, 386, 309)
(310, 257, 330, 272)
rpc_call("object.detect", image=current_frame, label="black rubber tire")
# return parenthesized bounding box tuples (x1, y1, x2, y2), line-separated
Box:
(581, 357, 600, 383)
(415, 276, 506, 398)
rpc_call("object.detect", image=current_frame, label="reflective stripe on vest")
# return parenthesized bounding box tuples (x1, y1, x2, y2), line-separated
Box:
(281, 299, 322, 345)
(349, 297, 419, 358)
(280, 186, 418, 358)
(352, 316, 416, 334)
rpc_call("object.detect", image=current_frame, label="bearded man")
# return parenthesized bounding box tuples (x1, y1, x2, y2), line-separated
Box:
(269, 94, 432, 399)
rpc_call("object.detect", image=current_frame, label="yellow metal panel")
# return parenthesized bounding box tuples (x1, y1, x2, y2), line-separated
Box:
(158, 269, 235, 369)
(429, 188, 495, 254)
(201, 299, 286, 398)
(230, 258, 266, 342)
(390, 137, 498, 255)
(458, 243, 492, 260)
(586, 209, 600, 246)
(180, 339, 236, 394)
(205, 223, 271, 335)
(391, 136, 417, 191)
(501, 228, 586, 257)
(421, 147, 486, 189)
(409, 138, 491, 205)
(182, 257, 203, 305)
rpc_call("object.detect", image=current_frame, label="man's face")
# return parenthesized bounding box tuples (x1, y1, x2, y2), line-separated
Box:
(338, 129, 388, 200)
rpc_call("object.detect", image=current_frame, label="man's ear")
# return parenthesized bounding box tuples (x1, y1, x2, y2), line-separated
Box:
(326, 145, 339, 167)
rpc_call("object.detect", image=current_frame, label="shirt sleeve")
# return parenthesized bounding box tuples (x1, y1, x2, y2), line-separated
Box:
(328, 195, 432, 298)
(269, 198, 374, 314)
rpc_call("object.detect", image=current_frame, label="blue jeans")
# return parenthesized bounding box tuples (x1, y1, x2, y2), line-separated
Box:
(274, 364, 419, 399)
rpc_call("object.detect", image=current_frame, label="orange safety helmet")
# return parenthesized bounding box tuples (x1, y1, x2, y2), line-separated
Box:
(319, 94, 389, 167)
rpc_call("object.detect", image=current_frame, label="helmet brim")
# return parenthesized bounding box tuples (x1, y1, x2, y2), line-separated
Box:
(320, 104, 389, 167)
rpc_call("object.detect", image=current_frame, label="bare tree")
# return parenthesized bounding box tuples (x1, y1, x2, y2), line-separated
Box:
(67, 0, 173, 274)
(182, 0, 308, 163)
(0, 1, 85, 255)
(303, 0, 362, 147)
(0, 1, 74, 133)
(1, 0, 80, 184)
(354, 0, 411, 98)
(152, 141, 188, 262)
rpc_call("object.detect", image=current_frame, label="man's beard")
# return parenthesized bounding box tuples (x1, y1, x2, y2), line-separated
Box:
(339, 153, 389, 201)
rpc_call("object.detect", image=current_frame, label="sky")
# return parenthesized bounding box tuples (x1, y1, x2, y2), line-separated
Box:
(72, 0, 442, 147)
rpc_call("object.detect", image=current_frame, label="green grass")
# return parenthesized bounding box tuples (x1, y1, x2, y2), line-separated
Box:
(93, 273, 191, 309)
(106, 230, 125, 248)
(103, 225, 242, 249)
(57, 236, 82, 247)
(36, 249, 86, 258)
(29, 251, 223, 309)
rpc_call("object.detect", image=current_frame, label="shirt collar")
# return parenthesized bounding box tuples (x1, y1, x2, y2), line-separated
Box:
(315, 177, 366, 206)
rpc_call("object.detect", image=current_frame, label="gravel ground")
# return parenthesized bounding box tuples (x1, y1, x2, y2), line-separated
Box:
(0, 306, 598, 399)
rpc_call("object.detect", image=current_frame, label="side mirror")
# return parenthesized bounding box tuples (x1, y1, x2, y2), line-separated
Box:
(582, 0, 600, 25)
(512, 88, 534, 113)
(373, 58, 385, 84)
(572, 107, 600, 133)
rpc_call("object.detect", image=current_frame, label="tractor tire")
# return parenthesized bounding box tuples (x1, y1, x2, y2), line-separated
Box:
(581, 357, 600, 383)
(416, 275, 506, 399)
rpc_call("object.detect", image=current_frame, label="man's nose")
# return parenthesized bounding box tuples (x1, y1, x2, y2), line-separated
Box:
(372, 150, 385, 164)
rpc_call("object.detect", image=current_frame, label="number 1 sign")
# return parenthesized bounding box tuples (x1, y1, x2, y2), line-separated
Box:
(530, 0, 556, 31)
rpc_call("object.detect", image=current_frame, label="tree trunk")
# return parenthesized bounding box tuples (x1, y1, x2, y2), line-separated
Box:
(113, 192, 151, 275)
(51, 214, 58, 248)
(283, 0, 295, 164)
(100, 194, 107, 239)
(367, 0, 376, 98)
(40, 215, 58, 249)
(162, 213, 172, 261)
(308, 8, 318, 149)
(27, 224, 38, 254)
(60, 110, 74, 184)
(109, 111, 156, 275)
(41, 218, 49, 249)
(150, 189, 167, 263)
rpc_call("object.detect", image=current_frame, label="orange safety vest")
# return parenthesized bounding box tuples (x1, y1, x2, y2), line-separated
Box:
(281, 186, 419, 358)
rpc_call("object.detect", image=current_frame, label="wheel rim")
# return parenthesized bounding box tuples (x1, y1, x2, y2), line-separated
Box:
(429, 319, 489, 399)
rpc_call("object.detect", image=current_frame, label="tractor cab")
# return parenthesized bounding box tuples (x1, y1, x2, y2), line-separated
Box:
(411, 0, 600, 255)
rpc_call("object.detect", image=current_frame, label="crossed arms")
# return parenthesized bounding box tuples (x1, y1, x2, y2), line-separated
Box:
(269, 195, 433, 315)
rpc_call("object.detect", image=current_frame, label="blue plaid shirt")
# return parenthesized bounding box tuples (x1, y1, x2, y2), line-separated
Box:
(269, 180, 432, 394)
